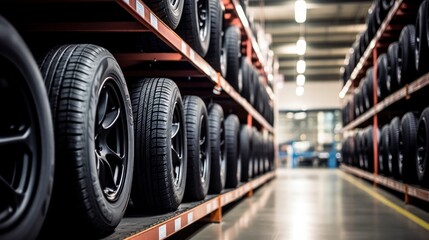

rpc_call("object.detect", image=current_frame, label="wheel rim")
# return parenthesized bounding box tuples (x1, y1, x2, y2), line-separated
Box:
(398, 130, 404, 175)
(397, 45, 403, 83)
(417, 120, 427, 175)
(199, 115, 208, 182)
(196, 0, 209, 42)
(0, 57, 39, 229)
(169, 0, 180, 10)
(220, 119, 226, 182)
(94, 77, 128, 202)
(220, 43, 227, 76)
(171, 102, 185, 187)
(415, 20, 421, 69)
(387, 131, 393, 173)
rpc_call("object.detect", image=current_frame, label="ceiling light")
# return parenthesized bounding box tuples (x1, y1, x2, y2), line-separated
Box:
(296, 37, 306, 55)
(296, 60, 306, 74)
(295, 0, 307, 23)
(296, 86, 304, 96)
(296, 74, 305, 86)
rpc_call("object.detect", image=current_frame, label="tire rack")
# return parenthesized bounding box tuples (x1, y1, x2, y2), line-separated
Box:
(343, 72, 429, 131)
(339, 0, 429, 205)
(1, 0, 277, 238)
(15, 0, 274, 133)
(103, 172, 275, 240)
(339, 0, 419, 98)
(117, 0, 274, 132)
(340, 165, 429, 204)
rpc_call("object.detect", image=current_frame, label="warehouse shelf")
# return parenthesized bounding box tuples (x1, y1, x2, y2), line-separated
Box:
(339, 0, 418, 98)
(103, 171, 276, 240)
(116, 0, 274, 132)
(340, 165, 429, 203)
(7, 0, 274, 132)
(223, 0, 267, 75)
(342, 72, 429, 131)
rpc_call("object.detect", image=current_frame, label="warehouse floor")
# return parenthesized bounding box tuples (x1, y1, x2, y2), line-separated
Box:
(171, 168, 429, 240)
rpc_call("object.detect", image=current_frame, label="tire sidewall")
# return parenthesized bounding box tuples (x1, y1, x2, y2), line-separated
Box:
(0, 17, 54, 240)
(86, 55, 134, 227)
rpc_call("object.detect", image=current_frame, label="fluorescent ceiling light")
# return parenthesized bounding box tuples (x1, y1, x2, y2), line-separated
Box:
(296, 74, 305, 86)
(295, 0, 307, 23)
(296, 60, 306, 74)
(296, 86, 304, 96)
(296, 38, 306, 55)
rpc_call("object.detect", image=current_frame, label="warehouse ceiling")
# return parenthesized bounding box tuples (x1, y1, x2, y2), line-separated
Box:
(249, 0, 372, 83)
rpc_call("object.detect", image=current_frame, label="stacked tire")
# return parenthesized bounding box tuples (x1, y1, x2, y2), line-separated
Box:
(341, 0, 395, 86)
(0, 0, 276, 238)
(342, 108, 429, 187)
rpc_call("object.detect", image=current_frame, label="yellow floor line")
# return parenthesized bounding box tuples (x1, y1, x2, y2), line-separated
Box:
(338, 171, 429, 231)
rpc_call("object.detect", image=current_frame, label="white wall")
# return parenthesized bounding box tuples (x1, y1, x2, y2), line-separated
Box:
(276, 80, 342, 111)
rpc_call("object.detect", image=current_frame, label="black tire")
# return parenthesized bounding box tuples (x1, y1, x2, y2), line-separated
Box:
(389, 117, 401, 178)
(204, 0, 226, 76)
(363, 127, 375, 172)
(376, 0, 391, 24)
(417, 107, 429, 185)
(208, 103, 227, 194)
(397, 25, 417, 86)
(377, 53, 389, 101)
(252, 127, 260, 176)
(357, 131, 365, 169)
(0, 16, 54, 240)
(359, 80, 367, 114)
(241, 57, 254, 104)
(176, 0, 211, 57)
(381, 0, 395, 11)
(353, 133, 359, 167)
(353, 89, 361, 117)
(364, 68, 374, 110)
(183, 96, 210, 201)
(379, 125, 390, 175)
(240, 125, 252, 182)
(251, 67, 259, 107)
(387, 42, 400, 93)
(225, 114, 241, 187)
(39, 44, 134, 238)
(143, 0, 184, 29)
(225, 25, 242, 93)
(130, 78, 187, 213)
(366, 9, 378, 40)
(399, 112, 419, 183)
(415, 0, 429, 75)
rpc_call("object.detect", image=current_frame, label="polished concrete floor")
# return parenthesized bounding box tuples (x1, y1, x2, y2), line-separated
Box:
(173, 168, 429, 240)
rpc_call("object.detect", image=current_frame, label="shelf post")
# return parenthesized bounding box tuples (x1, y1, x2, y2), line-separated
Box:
(246, 38, 252, 61)
(247, 114, 253, 127)
(404, 185, 410, 204)
(372, 47, 379, 186)
(207, 197, 223, 223)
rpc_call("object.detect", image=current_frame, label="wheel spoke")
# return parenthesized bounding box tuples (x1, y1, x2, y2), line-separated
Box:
(0, 175, 24, 210)
(97, 89, 109, 127)
(171, 123, 180, 139)
(102, 108, 120, 130)
(97, 155, 117, 189)
(171, 146, 181, 167)
(199, 136, 206, 146)
(0, 128, 30, 147)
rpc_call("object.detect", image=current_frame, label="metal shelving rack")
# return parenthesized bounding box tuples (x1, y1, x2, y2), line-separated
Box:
(341, 165, 429, 203)
(339, 0, 429, 205)
(104, 172, 275, 240)
(1, 0, 278, 238)
(20, 0, 274, 132)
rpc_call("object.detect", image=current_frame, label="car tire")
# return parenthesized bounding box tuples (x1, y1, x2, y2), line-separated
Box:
(130, 78, 187, 213)
(39, 44, 134, 238)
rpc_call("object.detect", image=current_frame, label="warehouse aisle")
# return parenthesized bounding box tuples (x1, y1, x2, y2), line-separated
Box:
(185, 169, 429, 240)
